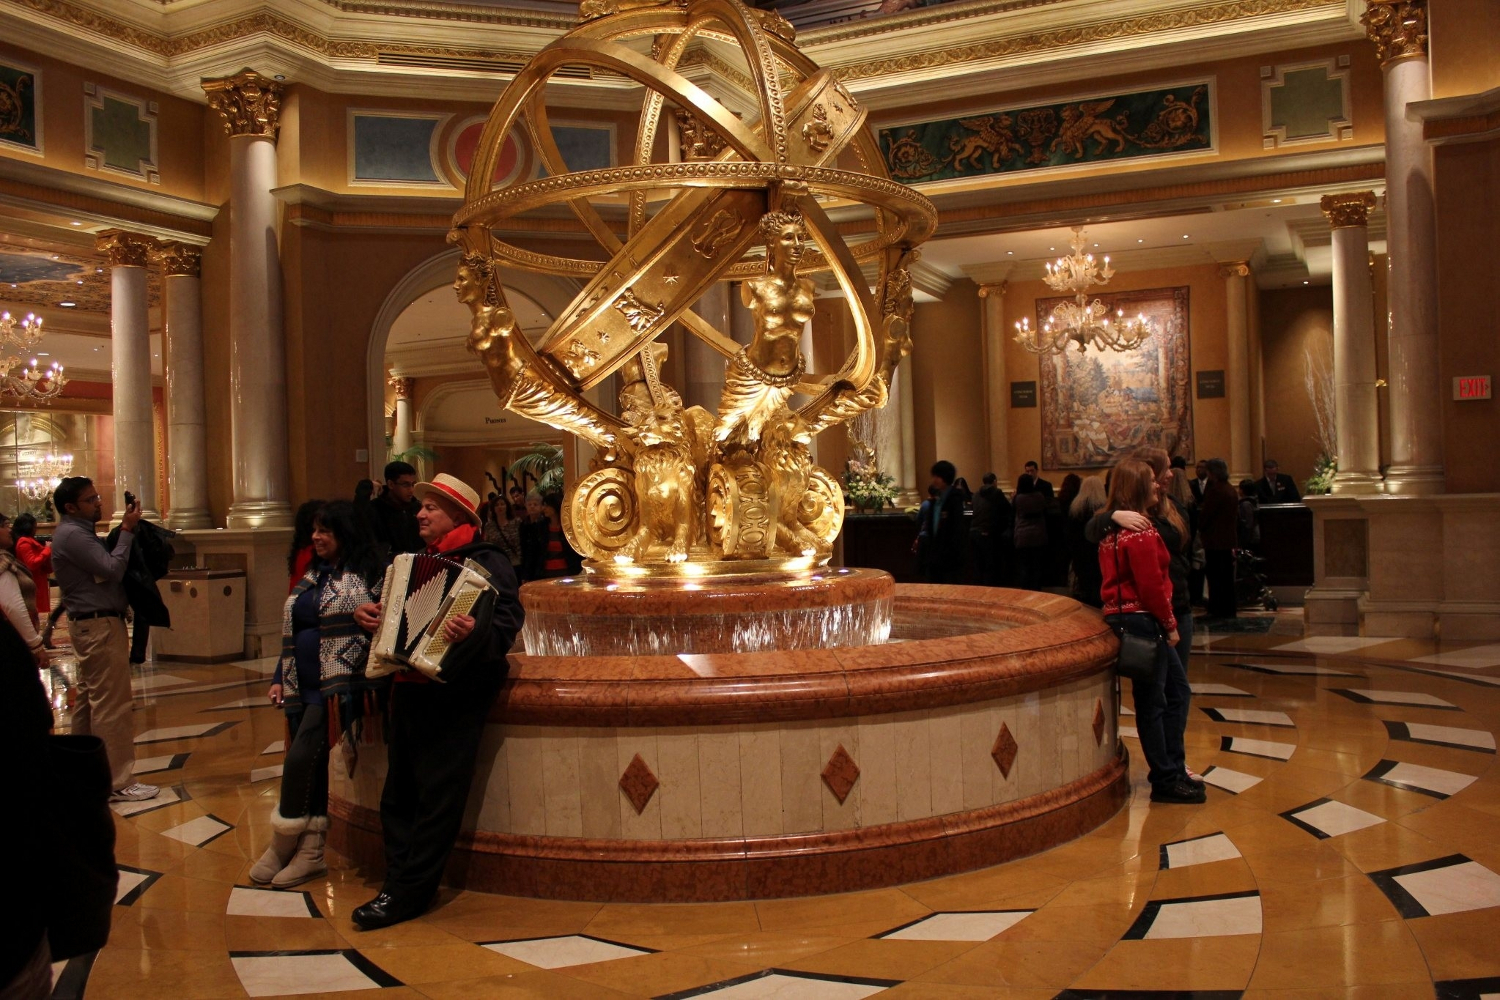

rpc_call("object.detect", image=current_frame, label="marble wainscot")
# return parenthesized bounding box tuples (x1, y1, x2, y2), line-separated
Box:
(328, 581, 1126, 902)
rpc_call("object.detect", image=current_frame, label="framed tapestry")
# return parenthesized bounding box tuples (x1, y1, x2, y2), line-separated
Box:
(1037, 285, 1192, 469)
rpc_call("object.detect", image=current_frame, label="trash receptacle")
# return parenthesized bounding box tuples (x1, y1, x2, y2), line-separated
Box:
(154, 568, 246, 662)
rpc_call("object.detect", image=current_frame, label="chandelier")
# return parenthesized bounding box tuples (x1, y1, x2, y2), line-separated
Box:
(17, 453, 72, 501)
(0, 311, 67, 401)
(1013, 227, 1155, 354)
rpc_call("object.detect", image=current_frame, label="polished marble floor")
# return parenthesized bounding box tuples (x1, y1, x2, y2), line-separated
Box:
(42, 612, 1500, 999)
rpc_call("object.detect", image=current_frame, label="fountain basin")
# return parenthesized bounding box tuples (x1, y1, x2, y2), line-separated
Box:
(329, 584, 1126, 902)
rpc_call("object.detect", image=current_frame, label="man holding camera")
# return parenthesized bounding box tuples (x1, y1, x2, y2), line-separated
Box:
(52, 476, 156, 802)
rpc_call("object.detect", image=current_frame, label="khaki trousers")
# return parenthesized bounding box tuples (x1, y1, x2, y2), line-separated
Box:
(70, 616, 136, 790)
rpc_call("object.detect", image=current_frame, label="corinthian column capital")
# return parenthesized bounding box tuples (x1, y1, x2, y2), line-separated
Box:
(1361, 0, 1428, 68)
(388, 373, 415, 400)
(976, 281, 1008, 300)
(1219, 261, 1251, 280)
(1321, 191, 1377, 230)
(202, 68, 284, 139)
(96, 229, 154, 268)
(151, 241, 202, 277)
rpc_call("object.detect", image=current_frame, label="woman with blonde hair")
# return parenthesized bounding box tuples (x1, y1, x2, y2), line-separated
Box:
(1097, 460, 1200, 804)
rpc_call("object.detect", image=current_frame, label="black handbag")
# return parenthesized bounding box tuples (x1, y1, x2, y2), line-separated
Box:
(43, 734, 119, 959)
(1104, 529, 1166, 683)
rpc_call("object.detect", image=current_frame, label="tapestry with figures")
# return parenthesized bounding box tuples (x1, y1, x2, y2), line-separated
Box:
(1038, 286, 1193, 470)
(879, 83, 1212, 184)
(0, 60, 40, 153)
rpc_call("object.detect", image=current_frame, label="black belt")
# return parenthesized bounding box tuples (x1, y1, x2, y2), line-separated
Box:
(70, 610, 125, 621)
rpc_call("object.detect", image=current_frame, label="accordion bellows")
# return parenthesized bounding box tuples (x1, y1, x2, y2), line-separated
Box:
(369, 553, 496, 681)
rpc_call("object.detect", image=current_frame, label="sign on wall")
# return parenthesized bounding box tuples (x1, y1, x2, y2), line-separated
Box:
(1196, 370, 1226, 399)
(1010, 381, 1037, 408)
(1038, 286, 1193, 469)
(879, 81, 1213, 186)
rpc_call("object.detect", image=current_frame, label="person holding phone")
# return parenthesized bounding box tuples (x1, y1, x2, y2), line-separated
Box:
(51, 476, 154, 802)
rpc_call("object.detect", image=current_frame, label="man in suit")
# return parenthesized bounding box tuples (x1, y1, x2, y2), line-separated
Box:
(1020, 460, 1054, 500)
(1254, 459, 1302, 505)
(1189, 459, 1209, 505)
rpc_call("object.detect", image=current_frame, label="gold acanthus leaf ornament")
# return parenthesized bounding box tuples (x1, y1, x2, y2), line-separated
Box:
(1361, 0, 1427, 66)
(202, 68, 283, 139)
(1320, 191, 1377, 230)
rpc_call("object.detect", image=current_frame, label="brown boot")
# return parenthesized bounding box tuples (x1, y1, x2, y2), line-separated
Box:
(249, 810, 307, 885)
(271, 816, 328, 889)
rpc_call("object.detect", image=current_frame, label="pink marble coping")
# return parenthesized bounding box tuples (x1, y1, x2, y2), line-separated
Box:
(494, 585, 1117, 727)
(520, 566, 894, 616)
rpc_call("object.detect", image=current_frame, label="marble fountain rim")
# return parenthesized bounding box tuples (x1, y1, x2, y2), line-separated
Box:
(519, 565, 895, 615)
(495, 584, 1118, 727)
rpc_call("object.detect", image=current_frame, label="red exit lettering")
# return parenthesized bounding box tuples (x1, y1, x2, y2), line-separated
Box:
(1453, 376, 1492, 400)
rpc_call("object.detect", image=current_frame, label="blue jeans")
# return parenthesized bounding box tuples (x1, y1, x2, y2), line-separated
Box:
(1132, 637, 1190, 789)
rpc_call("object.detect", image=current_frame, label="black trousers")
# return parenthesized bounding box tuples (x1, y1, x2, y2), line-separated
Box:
(279, 703, 329, 820)
(1206, 549, 1237, 618)
(379, 676, 499, 907)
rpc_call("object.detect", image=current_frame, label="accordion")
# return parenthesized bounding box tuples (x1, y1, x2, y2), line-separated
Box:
(369, 553, 496, 682)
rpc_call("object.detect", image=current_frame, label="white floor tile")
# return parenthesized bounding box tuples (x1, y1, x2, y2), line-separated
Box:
(1142, 894, 1262, 939)
(1163, 833, 1242, 869)
(227, 886, 317, 918)
(1222, 737, 1296, 760)
(134, 722, 221, 743)
(115, 868, 152, 903)
(880, 911, 1030, 941)
(1204, 707, 1295, 727)
(483, 935, 651, 969)
(1367, 761, 1478, 798)
(231, 952, 388, 997)
(1397, 665, 1500, 688)
(161, 814, 232, 847)
(1394, 860, 1500, 916)
(1285, 799, 1387, 838)
(250, 765, 284, 783)
(1273, 636, 1391, 654)
(1119, 725, 1139, 740)
(110, 784, 183, 817)
(1337, 689, 1456, 708)
(1396, 722, 1496, 752)
(1191, 683, 1252, 697)
(1201, 766, 1263, 794)
(1410, 644, 1500, 669)
(132, 753, 187, 775)
(261, 741, 285, 755)
(1120, 705, 1135, 716)
(677, 972, 891, 999)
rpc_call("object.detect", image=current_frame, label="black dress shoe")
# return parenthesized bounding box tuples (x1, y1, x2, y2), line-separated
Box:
(352, 892, 423, 931)
(1150, 780, 1207, 804)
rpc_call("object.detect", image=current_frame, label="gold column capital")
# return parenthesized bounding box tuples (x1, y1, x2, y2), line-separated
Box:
(151, 241, 202, 277)
(388, 373, 415, 400)
(96, 229, 154, 268)
(1219, 261, 1251, 279)
(202, 68, 284, 139)
(1321, 191, 1377, 229)
(976, 281, 1008, 299)
(1361, 0, 1427, 68)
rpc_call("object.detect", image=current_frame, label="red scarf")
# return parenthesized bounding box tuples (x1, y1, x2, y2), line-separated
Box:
(427, 522, 478, 555)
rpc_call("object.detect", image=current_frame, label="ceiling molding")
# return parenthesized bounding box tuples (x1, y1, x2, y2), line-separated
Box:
(0, 158, 217, 241)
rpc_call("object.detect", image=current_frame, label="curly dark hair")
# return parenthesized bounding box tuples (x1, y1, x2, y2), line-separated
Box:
(312, 500, 384, 588)
(288, 499, 325, 575)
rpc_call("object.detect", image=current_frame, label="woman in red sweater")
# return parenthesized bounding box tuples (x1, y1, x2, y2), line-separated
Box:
(1099, 460, 1203, 805)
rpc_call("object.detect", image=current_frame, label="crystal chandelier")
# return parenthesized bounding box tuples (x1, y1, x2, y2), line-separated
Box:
(0, 311, 67, 401)
(17, 453, 72, 501)
(1013, 227, 1155, 354)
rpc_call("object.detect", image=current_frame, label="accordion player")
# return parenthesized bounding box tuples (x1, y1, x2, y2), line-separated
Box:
(368, 552, 499, 682)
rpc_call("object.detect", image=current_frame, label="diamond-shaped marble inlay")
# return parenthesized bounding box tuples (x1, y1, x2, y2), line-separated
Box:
(991, 723, 1018, 778)
(822, 743, 860, 804)
(1092, 699, 1106, 746)
(618, 753, 659, 814)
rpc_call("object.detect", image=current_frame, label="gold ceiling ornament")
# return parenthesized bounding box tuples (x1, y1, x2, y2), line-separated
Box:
(202, 68, 284, 139)
(1320, 191, 1377, 230)
(96, 229, 154, 269)
(150, 241, 202, 277)
(1361, 0, 1427, 66)
(1014, 227, 1154, 355)
(451, 0, 935, 577)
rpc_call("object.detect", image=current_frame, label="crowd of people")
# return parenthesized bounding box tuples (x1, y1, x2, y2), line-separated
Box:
(914, 454, 1283, 620)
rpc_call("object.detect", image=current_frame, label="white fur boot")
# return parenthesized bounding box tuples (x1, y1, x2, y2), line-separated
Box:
(249, 809, 308, 885)
(271, 815, 328, 888)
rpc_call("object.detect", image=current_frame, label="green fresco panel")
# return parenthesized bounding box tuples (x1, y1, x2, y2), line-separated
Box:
(879, 83, 1212, 185)
(91, 95, 153, 172)
(1269, 67, 1345, 140)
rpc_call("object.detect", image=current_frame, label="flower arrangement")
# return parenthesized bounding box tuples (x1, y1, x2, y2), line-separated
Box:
(843, 454, 898, 511)
(1305, 453, 1337, 495)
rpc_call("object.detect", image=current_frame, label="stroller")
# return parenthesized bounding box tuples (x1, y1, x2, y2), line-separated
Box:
(1234, 549, 1277, 611)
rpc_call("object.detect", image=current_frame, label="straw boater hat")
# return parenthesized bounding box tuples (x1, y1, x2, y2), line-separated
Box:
(414, 473, 481, 526)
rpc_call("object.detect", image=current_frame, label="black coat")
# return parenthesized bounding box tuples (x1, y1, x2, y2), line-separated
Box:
(1254, 473, 1302, 505)
(356, 484, 424, 557)
(104, 520, 175, 628)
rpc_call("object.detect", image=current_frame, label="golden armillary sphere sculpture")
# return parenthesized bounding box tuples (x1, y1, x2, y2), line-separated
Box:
(451, 0, 937, 577)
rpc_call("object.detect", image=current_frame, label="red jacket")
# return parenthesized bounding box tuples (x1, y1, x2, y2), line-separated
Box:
(1098, 525, 1177, 633)
(15, 536, 52, 614)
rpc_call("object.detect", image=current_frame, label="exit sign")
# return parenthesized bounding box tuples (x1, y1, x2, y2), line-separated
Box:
(1454, 376, 1492, 400)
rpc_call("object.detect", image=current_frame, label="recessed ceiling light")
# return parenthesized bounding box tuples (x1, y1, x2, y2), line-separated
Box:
(69, 221, 81, 227)
(1137, 239, 1144, 243)
(1182, 235, 1190, 239)
(1006, 250, 1013, 255)
(51, 255, 59, 260)
(1049, 247, 1055, 251)
(1302, 280, 1310, 285)
(59, 301, 76, 307)
(1093, 243, 1100, 248)
(93, 347, 100, 352)
(274, 74, 286, 81)
(36, 352, 48, 357)
(76, 280, 83, 285)
(95, 267, 102, 273)
(1272, 198, 1282, 204)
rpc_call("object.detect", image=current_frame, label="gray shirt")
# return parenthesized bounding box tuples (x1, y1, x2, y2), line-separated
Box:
(52, 514, 134, 616)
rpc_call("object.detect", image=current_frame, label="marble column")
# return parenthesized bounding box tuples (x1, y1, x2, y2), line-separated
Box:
(204, 68, 293, 527)
(1221, 262, 1254, 481)
(1363, 0, 1443, 494)
(1321, 192, 1384, 494)
(389, 374, 414, 457)
(977, 282, 1012, 492)
(683, 282, 730, 411)
(152, 241, 213, 528)
(97, 230, 160, 521)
